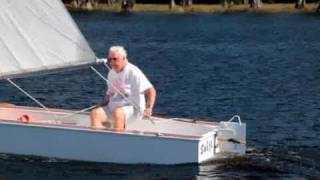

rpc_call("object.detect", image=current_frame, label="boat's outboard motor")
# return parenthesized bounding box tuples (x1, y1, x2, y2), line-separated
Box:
(215, 115, 246, 156)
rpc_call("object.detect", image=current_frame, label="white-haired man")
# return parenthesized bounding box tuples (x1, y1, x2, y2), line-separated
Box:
(90, 46, 156, 130)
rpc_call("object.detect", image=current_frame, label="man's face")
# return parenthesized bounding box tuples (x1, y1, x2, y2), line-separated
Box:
(108, 52, 126, 72)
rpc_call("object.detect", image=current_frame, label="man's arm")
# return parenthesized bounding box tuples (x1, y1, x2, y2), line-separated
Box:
(144, 87, 156, 118)
(98, 94, 110, 107)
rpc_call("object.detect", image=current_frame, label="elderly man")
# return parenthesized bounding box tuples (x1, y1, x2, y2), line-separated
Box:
(91, 46, 156, 130)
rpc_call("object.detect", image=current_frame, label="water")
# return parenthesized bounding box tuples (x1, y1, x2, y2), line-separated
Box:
(1, 12, 320, 179)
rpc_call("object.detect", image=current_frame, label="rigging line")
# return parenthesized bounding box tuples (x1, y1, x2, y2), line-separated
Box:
(103, 62, 112, 71)
(91, 64, 156, 124)
(7, 78, 59, 123)
(90, 66, 147, 116)
(58, 104, 97, 120)
(90, 65, 155, 124)
(59, 63, 130, 121)
(101, 63, 142, 111)
(7, 79, 49, 111)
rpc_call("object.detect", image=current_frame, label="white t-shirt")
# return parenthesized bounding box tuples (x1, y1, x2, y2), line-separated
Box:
(106, 63, 153, 113)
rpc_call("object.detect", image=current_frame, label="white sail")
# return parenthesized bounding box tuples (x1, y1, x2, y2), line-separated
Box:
(0, 0, 96, 79)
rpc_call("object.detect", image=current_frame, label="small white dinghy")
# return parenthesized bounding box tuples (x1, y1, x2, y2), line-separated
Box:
(0, 0, 246, 164)
(0, 105, 245, 164)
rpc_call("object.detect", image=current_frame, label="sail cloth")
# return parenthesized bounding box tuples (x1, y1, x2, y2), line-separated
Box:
(0, 0, 96, 79)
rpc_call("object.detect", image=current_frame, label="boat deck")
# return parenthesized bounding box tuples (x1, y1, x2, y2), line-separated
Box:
(0, 106, 220, 140)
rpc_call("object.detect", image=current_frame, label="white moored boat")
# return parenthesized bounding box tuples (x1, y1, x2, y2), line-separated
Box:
(0, 0, 246, 164)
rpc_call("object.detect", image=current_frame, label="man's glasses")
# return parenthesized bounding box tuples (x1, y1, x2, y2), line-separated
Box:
(108, 57, 118, 61)
(108, 57, 125, 61)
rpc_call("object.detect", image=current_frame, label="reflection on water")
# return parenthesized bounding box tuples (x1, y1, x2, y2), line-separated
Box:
(2, 150, 318, 179)
(198, 163, 222, 179)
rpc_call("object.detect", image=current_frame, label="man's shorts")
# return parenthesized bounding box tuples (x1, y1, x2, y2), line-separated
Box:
(102, 105, 135, 127)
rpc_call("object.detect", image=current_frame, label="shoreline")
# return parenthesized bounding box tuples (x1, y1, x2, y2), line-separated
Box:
(66, 3, 320, 14)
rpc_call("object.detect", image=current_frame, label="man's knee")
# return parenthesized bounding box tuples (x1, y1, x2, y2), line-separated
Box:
(112, 108, 125, 119)
(91, 107, 107, 120)
(112, 107, 125, 130)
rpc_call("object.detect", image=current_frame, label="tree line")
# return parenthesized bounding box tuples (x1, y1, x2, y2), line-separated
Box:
(63, 0, 320, 12)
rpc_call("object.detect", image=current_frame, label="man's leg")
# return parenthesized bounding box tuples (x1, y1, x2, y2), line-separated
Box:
(112, 107, 126, 130)
(90, 107, 108, 128)
(112, 106, 135, 130)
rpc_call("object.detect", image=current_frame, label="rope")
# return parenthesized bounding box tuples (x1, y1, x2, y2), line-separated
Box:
(7, 78, 59, 123)
(59, 104, 97, 120)
(228, 115, 242, 125)
(90, 66, 141, 115)
(90, 65, 155, 123)
(7, 79, 49, 111)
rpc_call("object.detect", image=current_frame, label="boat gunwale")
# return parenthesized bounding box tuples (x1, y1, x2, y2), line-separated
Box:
(0, 105, 221, 126)
(0, 119, 202, 141)
(0, 106, 223, 141)
(153, 115, 220, 126)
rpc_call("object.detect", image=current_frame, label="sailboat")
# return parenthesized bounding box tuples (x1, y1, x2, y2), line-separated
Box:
(0, 0, 246, 164)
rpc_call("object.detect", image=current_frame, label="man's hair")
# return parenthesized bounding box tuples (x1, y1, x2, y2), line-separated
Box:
(108, 46, 127, 59)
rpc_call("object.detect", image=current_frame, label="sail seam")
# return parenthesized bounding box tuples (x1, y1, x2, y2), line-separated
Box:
(0, 3, 25, 75)
(27, 2, 94, 55)
(3, 4, 48, 69)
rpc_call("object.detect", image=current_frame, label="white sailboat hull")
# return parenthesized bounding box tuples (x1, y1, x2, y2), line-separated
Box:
(0, 123, 198, 164)
(0, 106, 246, 164)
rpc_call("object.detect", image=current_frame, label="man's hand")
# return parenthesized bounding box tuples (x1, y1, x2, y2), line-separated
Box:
(144, 87, 156, 119)
(144, 107, 152, 119)
(98, 95, 110, 107)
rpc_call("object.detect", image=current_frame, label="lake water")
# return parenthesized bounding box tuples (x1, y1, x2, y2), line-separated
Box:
(0, 11, 320, 179)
